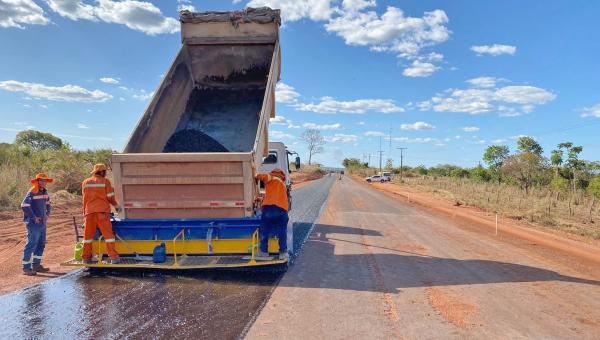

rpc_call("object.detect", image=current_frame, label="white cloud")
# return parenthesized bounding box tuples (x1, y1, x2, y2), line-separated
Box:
(177, 0, 196, 12)
(357, 121, 365, 125)
(393, 136, 444, 146)
(275, 82, 300, 104)
(244, 2, 448, 73)
(419, 80, 555, 116)
(270, 115, 300, 128)
(0, 0, 50, 28)
(466, 77, 505, 88)
(77, 123, 90, 129)
(100, 77, 119, 84)
(55, 133, 114, 141)
(44, 0, 179, 35)
(132, 93, 152, 101)
(471, 44, 516, 56)
(325, 6, 450, 59)
(364, 130, 385, 137)
(491, 139, 507, 144)
(424, 52, 444, 62)
(0, 80, 112, 102)
(298, 96, 403, 114)
(246, 0, 335, 22)
(270, 116, 287, 124)
(402, 60, 440, 78)
(302, 122, 342, 130)
(325, 133, 358, 143)
(400, 122, 435, 130)
(581, 103, 600, 118)
(269, 130, 296, 140)
(461, 126, 480, 132)
(39, 104, 48, 109)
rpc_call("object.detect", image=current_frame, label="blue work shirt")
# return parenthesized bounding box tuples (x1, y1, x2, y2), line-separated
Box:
(21, 188, 51, 225)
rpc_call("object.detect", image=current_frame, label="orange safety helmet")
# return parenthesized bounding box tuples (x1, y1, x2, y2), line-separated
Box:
(90, 163, 108, 175)
(270, 168, 286, 180)
(30, 173, 54, 184)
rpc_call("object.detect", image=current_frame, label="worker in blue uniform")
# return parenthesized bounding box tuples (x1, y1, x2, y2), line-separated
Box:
(20, 173, 53, 276)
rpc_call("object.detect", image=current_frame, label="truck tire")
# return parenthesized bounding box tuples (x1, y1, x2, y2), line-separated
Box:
(367, 179, 371, 182)
(380, 179, 384, 183)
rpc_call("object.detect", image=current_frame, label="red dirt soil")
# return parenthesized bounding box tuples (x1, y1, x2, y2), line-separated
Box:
(351, 175, 600, 265)
(0, 191, 82, 295)
(290, 171, 325, 190)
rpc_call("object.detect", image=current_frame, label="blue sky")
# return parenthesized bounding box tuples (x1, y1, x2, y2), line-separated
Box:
(1, 0, 599, 167)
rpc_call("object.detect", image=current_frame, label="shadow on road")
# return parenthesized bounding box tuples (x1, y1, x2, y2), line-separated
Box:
(278, 223, 600, 292)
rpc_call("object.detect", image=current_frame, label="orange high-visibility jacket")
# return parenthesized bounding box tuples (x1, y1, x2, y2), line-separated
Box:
(257, 171, 289, 211)
(81, 175, 118, 216)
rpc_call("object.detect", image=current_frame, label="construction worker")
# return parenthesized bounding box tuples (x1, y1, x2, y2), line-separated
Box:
(81, 164, 121, 264)
(20, 173, 53, 276)
(256, 169, 289, 260)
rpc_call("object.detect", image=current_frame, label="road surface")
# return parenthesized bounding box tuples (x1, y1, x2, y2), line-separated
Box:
(246, 176, 600, 339)
(0, 176, 334, 340)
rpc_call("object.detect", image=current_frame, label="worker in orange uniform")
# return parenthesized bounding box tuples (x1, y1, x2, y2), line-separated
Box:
(81, 164, 122, 264)
(256, 169, 289, 260)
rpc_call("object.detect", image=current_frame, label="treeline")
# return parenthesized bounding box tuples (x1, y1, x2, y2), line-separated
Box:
(0, 130, 113, 209)
(344, 136, 600, 203)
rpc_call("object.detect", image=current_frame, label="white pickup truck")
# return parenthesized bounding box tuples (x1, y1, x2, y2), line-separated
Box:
(366, 173, 391, 183)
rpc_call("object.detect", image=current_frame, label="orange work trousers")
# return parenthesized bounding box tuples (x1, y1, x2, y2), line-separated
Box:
(82, 212, 119, 260)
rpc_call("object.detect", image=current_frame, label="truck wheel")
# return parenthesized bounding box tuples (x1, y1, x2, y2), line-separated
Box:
(367, 179, 371, 182)
(380, 179, 384, 183)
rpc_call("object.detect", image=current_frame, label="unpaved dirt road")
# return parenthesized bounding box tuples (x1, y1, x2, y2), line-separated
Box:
(0, 176, 334, 340)
(247, 176, 600, 339)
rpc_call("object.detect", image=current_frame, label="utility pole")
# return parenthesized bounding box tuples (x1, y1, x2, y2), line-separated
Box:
(378, 136, 385, 174)
(388, 125, 392, 164)
(396, 147, 407, 181)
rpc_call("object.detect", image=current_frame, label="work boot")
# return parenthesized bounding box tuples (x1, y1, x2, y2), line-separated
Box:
(32, 264, 50, 272)
(23, 268, 37, 276)
(278, 252, 289, 261)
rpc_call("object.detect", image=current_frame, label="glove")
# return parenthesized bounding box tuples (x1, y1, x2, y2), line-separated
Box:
(114, 205, 122, 213)
(33, 216, 42, 224)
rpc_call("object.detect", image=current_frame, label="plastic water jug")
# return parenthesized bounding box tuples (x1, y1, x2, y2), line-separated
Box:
(153, 243, 166, 263)
(74, 242, 83, 261)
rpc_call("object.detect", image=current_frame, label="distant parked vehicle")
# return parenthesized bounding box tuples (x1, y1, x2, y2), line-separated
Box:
(366, 174, 389, 183)
(381, 172, 392, 181)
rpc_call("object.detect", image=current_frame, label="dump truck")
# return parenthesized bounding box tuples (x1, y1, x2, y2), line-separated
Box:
(62, 7, 299, 270)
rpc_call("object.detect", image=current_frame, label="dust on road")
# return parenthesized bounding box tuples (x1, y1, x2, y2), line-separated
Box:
(0, 176, 334, 340)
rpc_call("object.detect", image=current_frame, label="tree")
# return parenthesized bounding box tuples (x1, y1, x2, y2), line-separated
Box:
(586, 176, 600, 222)
(550, 149, 563, 178)
(15, 130, 63, 151)
(300, 129, 325, 165)
(385, 158, 393, 170)
(501, 152, 547, 194)
(471, 165, 491, 182)
(483, 145, 509, 183)
(343, 158, 366, 168)
(558, 142, 584, 192)
(517, 136, 543, 155)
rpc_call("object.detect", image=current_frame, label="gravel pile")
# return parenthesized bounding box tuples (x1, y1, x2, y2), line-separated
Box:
(163, 129, 229, 153)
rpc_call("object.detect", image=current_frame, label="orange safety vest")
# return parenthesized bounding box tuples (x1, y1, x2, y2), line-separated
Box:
(257, 172, 289, 211)
(81, 175, 118, 216)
